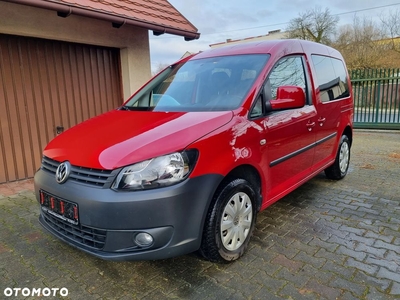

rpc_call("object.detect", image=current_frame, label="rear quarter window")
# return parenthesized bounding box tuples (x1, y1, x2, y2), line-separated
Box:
(311, 55, 350, 102)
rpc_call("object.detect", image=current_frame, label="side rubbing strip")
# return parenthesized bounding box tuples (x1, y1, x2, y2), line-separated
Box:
(270, 143, 315, 167)
(316, 132, 337, 146)
(270, 132, 337, 167)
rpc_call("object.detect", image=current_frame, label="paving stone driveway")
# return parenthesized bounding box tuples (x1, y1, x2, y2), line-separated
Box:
(0, 130, 399, 300)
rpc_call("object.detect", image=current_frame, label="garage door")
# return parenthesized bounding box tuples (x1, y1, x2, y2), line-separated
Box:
(0, 34, 123, 183)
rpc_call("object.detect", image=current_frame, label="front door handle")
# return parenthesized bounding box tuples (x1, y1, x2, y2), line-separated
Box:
(318, 117, 326, 126)
(306, 122, 315, 131)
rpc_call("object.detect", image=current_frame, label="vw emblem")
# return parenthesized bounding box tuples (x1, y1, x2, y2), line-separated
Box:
(55, 161, 71, 184)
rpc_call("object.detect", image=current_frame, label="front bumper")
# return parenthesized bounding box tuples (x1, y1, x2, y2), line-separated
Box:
(34, 168, 222, 260)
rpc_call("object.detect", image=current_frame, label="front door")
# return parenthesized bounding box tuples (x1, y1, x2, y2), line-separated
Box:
(252, 56, 317, 206)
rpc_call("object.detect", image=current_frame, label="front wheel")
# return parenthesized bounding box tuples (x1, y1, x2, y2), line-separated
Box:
(199, 178, 257, 263)
(325, 135, 351, 180)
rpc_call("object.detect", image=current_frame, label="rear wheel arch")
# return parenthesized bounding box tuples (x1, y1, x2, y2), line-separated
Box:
(325, 133, 351, 180)
(342, 126, 353, 147)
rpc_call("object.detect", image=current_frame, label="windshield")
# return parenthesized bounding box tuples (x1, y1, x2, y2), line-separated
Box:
(123, 54, 269, 112)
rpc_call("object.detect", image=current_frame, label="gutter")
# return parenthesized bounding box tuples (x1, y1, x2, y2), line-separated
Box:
(7, 0, 200, 41)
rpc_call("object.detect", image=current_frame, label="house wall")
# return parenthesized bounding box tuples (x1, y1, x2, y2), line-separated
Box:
(0, 1, 152, 100)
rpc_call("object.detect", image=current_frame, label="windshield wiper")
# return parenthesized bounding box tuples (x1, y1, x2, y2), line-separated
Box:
(118, 106, 154, 111)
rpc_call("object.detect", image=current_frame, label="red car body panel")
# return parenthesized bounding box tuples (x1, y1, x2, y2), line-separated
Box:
(44, 110, 233, 170)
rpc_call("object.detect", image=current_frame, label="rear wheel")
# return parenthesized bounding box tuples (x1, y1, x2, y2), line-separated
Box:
(199, 178, 257, 263)
(325, 135, 351, 180)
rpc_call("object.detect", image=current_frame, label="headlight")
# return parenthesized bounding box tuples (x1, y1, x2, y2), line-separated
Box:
(112, 150, 198, 191)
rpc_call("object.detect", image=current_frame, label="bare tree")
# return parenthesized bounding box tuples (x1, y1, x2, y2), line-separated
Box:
(333, 16, 399, 70)
(380, 10, 400, 53)
(286, 7, 339, 44)
(152, 62, 170, 76)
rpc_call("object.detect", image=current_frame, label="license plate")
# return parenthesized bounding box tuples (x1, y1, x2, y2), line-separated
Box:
(40, 190, 79, 225)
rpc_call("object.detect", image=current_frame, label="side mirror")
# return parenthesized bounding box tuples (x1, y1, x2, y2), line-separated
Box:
(267, 86, 305, 111)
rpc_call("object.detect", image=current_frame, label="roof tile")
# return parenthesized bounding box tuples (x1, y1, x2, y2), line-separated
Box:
(52, 0, 198, 36)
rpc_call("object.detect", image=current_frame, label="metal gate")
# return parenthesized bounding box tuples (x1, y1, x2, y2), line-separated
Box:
(0, 34, 122, 183)
(350, 69, 400, 130)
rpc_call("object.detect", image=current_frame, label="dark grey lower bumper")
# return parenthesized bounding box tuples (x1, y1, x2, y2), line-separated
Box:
(34, 169, 222, 261)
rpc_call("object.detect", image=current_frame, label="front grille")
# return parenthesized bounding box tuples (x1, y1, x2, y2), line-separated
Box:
(41, 156, 119, 188)
(42, 211, 107, 250)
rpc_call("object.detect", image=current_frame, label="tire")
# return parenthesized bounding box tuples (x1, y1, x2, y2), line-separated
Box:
(199, 178, 257, 263)
(325, 135, 351, 180)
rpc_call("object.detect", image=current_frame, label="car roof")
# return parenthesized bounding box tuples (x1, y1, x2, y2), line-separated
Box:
(192, 39, 342, 60)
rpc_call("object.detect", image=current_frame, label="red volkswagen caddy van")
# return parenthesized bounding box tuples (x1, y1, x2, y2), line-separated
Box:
(34, 39, 353, 262)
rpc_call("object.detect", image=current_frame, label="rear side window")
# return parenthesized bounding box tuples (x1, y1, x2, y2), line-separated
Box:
(311, 55, 350, 102)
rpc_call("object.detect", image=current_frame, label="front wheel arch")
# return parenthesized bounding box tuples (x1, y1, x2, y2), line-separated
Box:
(223, 165, 263, 211)
(199, 178, 258, 263)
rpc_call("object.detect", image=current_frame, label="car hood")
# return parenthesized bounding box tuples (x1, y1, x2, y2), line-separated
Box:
(44, 110, 233, 170)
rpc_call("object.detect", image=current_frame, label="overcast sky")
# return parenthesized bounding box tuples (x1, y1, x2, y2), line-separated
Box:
(148, 0, 400, 71)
